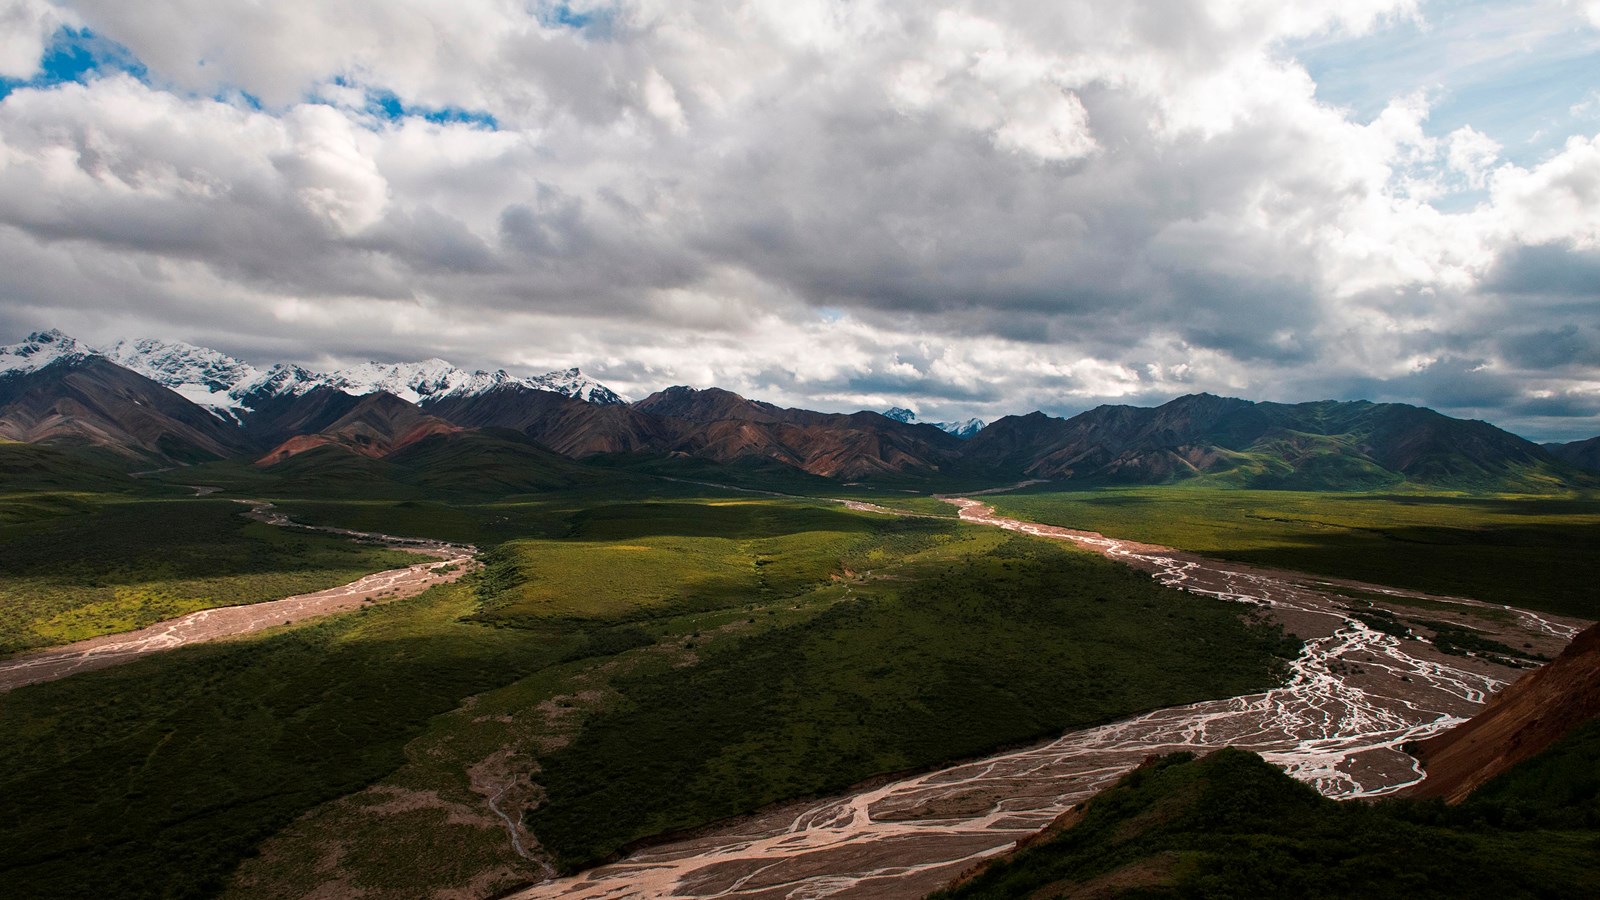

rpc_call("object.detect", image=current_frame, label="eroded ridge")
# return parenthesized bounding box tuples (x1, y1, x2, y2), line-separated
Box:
(0, 502, 476, 692)
(510, 498, 1586, 900)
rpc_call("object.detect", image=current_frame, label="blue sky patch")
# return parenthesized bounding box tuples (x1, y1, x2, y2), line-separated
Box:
(537, 1, 614, 36)
(337, 81, 500, 130)
(1286, 0, 1600, 168)
(0, 26, 147, 101)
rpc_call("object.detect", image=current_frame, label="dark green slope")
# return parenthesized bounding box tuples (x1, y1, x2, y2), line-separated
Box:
(1546, 435, 1600, 473)
(386, 428, 604, 496)
(937, 722, 1600, 900)
(249, 429, 605, 500)
(0, 441, 148, 494)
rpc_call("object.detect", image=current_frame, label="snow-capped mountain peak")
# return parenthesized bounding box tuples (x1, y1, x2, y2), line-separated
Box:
(104, 338, 261, 416)
(0, 329, 101, 375)
(5, 329, 629, 415)
(526, 367, 626, 405)
(937, 418, 986, 439)
(232, 364, 332, 402)
(879, 407, 985, 439)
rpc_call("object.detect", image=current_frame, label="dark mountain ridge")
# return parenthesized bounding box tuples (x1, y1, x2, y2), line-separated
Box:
(962, 393, 1582, 490)
(1545, 435, 1600, 473)
(0, 341, 1591, 490)
(424, 384, 964, 479)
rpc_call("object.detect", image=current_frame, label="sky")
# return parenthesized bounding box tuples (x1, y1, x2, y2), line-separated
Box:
(0, 1, 1597, 440)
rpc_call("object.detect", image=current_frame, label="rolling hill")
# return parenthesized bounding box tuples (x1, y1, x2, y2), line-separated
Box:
(426, 384, 965, 479)
(1546, 436, 1600, 473)
(256, 392, 461, 465)
(961, 393, 1586, 490)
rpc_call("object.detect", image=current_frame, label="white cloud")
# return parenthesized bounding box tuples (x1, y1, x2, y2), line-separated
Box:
(1446, 126, 1501, 189)
(1488, 133, 1600, 248)
(0, 0, 69, 79)
(0, 0, 1594, 437)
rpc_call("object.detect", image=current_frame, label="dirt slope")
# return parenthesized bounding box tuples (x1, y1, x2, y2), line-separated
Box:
(1409, 621, 1600, 803)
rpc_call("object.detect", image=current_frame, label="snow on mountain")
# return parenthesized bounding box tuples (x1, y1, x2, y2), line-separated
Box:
(306, 360, 626, 405)
(230, 364, 335, 403)
(319, 359, 481, 404)
(879, 407, 986, 439)
(939, 418, 985, 439)
(526, 367, 626, 405)
(234, 358, 628, 407)
(6, 329, 629, 414)
(0, 329, 100, 375)
(105, 338, 260, 418)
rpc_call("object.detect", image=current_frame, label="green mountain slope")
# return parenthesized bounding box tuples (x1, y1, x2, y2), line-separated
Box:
(962, 394, 1592, 491)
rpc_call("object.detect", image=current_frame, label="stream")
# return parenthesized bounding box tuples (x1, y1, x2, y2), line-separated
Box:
(508, 496, 1587, 900)
(0, 501, 476, 692)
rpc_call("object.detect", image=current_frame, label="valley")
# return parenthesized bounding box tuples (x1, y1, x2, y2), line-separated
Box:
(7, 7, 1600, 898)
(0, 500, 474, 691)
(507, 497, 1583, 900)
(3, 329, 1599, 899)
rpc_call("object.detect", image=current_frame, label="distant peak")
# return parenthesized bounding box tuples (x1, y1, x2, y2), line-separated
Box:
(2, 329, 101, 375)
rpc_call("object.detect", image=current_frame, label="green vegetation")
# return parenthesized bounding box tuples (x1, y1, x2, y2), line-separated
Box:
(525, 529, 1297, 869)
(1418, 620, 1547, 663)
(0, 441, 147, 494)
(1347, 606, 1413, 639)
(0, 581, 580, 900)
(0, 496, 416, 654)
(0, 491, 1295, 898)
(476, 499, 882, 623)
(989, 486, 1600, 618)
(937, 718, 1600, 899)
(137, 430, 608, 504)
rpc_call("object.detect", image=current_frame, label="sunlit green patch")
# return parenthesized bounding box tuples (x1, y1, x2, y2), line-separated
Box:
(988, 486, 1600, 618)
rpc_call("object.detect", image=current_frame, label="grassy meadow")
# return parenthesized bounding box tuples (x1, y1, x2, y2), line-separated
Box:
(525, 526, 1297, 869)
(0, 483, 1295, 898)
(0, 494, 417, 655)
(7, 450, 1595, 898)
(988, 486, 1600, 619)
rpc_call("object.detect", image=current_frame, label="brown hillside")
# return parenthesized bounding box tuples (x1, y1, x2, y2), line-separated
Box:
(1409, 622, 1600, 803)
(257, 392, 460, 465)
(0, 357, 248, 462)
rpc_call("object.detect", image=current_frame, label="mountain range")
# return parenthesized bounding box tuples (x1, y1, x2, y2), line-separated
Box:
(3, 329, 1597, 491)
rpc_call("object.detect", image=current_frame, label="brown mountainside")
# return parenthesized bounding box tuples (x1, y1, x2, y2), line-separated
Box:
(1409, 622, 1600, 803)
(423, 385, 681, 456)
(0, 357, 249, 463)
(235, 385, 363, 450)
(257, 392, 461, 465)
(426, 384, 963, 478)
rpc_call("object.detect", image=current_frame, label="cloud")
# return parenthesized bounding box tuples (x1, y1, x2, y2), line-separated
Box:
(0, 0, 1595, 440)
(0, 0, 69, 79)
